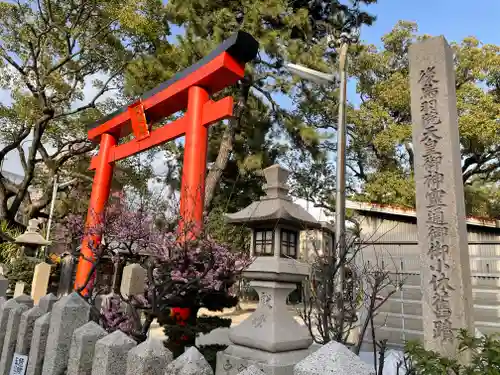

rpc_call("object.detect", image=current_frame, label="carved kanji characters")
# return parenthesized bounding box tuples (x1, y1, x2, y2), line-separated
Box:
(430, 269, 454, 293)
(424, 171, 444, 190)
(432, 293, 452, 319)
(428, 224, 448, 243)
(423, 151, 443, 174)
(433, 318, 454, 341)
(419, 66, 439, 100)
(426, 189, 446, 208)
(428, 241, 449, 260)
(427, 206, 446, 224)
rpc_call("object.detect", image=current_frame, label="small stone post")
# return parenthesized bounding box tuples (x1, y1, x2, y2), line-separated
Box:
(42, 292, 91, 375)
(67, 321, 107, 375)
(409, 36, 474, 357)
(0, 300, 28, 374)
(38, 293, 58, 314)
(15, 294, 34, 309)
(165, 347, 213, 375)
(91, 330, 136, 375)
(126, 338, 173, 375)
(120, 263, 146, 316)
(57, 253, 75, 297)
(13, 282, 25, 298)
(26, 313, 50, 375)
(293, 341, 375, 375)
(15, 306, 44, 355)
(0, 276, 8, 298)
(31, 263, 52, 305)
(0, 299, 22, 356)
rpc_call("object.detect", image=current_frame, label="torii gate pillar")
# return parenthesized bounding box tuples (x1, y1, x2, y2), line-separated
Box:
(74, 32, 259, 294)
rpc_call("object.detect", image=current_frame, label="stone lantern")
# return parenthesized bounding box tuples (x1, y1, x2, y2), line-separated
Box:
(226, 164, 321, 260)
(216, 164, 321, 375)
(15, 219, 51, 260)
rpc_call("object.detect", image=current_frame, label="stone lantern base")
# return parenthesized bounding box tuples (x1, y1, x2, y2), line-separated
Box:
(215, 257, 318, 375)
(216, 344, 316, 375)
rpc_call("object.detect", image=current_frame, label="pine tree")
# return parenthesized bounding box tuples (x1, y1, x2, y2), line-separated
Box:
(124, 0, 377, 215)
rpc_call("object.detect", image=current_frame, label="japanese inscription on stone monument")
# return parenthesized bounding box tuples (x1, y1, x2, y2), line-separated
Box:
(418, 65, 454, 342)
(409, 36, 474, 358)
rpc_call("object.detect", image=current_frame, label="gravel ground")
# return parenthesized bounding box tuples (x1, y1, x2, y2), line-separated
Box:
(148, 302, 306, 345)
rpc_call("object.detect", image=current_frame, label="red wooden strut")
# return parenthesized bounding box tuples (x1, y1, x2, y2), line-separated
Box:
(75, 32, 259, 294)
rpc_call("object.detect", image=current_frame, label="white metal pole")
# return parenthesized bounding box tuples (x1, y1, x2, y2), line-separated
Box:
(336, 42, 349, 295)
(46, 175, 59, 242)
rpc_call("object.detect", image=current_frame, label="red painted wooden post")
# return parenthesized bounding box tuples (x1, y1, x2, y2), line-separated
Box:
(75, 133, 117, 294)
(74, 31, 259, 293)
(179, 86, 209, 236)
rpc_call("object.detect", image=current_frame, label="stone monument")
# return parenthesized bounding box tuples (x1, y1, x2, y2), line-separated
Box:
(217, 164, 320, 375)
(409, 36, 474, 357)
(31, 263, 52, 305)
(120, 264, 146, 297)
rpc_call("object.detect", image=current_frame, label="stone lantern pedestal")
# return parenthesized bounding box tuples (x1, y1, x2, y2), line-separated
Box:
(216, 257, 315, 375)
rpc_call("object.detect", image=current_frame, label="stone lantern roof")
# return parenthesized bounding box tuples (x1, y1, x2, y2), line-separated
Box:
(226, 164, 321, 229)
(15, 219, 51, 247)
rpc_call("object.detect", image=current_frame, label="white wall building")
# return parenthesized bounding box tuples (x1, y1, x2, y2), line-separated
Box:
(346, 200, 500, 348)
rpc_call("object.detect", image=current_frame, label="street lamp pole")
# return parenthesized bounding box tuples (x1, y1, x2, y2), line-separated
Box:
(335, 41, 349, 297)
(285, 30, 359, 338)
(45, 175, 59, 242)
(45, 176, 78, 241)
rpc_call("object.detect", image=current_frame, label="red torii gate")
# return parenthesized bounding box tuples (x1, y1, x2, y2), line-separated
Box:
(75, 32, 259, 293)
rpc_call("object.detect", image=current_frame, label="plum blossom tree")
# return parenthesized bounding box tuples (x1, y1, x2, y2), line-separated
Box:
(57, 196, 250, 363)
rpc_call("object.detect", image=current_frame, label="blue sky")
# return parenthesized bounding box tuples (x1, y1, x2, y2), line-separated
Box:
(269, 0, 500, 110)
(361, 0, 500, 47)
(347, 0, 500, 105)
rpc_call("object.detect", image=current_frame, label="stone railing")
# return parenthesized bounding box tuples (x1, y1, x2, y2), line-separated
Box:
(0, 291, 375, 375)
(0, 257, 375, 375)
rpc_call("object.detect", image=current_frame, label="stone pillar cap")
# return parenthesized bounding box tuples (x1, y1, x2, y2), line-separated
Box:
(262, 164, 290, 200)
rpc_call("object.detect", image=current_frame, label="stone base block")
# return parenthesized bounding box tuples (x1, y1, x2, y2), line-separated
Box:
(215, 344, 318, 375)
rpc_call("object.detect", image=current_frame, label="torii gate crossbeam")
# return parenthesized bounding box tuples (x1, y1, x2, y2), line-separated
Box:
(74, 32, 259, 294)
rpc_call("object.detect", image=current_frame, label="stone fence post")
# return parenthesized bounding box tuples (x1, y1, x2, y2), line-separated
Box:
(42, 292, 90, 375)
(91, 330, 136, 375)
(15, 306, 43, 355)
(293, 341, 375, 375)
(26, 313, 50, 375)
(0, 299, 21, 356)
(31, 263, 52, 305)
(165, 347, 213, 375)
(67, 321, 107, 375)
(0, 300, 28, 374)
(57, 253, 75, 297)
(126, 338, 173, 375)
(23, 294, 58, 375)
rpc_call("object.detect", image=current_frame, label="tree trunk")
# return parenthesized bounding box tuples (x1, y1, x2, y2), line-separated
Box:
(203, 77, 252, 211)
(377, 340, 387, 375)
